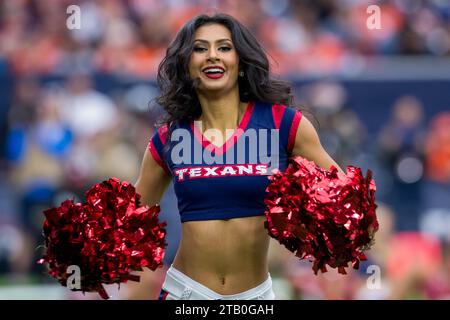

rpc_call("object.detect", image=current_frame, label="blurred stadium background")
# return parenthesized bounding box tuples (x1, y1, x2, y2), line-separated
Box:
(0, 0, 449, 300)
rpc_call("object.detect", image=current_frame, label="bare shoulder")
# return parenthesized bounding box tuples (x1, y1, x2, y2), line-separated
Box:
(291, 115, 343, 171)
(292, 116, 322, 155)
(139, 147, 168, 178)
(134, 148, 171, 206)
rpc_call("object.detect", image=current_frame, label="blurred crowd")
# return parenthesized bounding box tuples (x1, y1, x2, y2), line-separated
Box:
(1, 0, 450, 78)
(0, 0, 449, 299)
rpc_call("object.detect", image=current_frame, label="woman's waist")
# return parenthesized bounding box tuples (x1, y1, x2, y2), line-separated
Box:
(172, 216, 270, 293)
(174, 239, 269, 271)
(179, 216, 269, 259)
(171, 254, 269, 295)
(181, 215, 267, 234)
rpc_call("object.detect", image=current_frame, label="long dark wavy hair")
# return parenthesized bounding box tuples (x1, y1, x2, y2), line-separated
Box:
(155, 13, 304, 129)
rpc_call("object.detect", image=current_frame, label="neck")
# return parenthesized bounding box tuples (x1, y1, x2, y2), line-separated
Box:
(196, 90, 247, 133)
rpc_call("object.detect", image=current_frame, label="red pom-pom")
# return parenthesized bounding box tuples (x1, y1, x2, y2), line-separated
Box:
(264, 157, 378, 275)
(38, 177, 167, 299)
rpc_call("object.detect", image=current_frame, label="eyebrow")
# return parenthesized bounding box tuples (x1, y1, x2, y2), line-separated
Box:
(194, 39, 232, 44)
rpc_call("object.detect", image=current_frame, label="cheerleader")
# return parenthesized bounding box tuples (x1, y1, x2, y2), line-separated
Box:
(134, 13, 342, 300)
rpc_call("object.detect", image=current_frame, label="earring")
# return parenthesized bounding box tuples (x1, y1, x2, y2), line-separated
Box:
(239, 70, 244, 77)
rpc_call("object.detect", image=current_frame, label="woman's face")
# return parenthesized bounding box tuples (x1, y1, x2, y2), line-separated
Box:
(188, 23, 240, 95)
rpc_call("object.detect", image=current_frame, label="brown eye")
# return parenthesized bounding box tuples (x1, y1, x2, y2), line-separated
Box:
(219, 46, 232, 52)
(193, 47, 207, 52)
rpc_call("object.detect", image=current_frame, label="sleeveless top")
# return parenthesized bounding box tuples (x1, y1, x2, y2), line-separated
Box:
(148, 101, 302, 222)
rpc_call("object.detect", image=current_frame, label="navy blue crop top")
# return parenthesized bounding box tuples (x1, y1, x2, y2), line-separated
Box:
(147, 101, 302, 223)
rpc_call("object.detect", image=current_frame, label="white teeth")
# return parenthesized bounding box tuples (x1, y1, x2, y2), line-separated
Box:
(204, 68, 224, 73)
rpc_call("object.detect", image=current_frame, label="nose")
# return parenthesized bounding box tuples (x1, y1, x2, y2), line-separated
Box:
(207, 47, 220, 62)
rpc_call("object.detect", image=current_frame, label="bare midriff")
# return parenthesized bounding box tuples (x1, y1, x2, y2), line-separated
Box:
(172, 215, 270, 295)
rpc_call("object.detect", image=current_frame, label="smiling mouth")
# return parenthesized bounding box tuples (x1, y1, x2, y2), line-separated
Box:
(202, 66, 225, 79)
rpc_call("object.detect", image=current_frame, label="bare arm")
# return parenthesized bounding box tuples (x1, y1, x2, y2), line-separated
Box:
(291, 116, 344, 173)
(134, 148, 172, 206)
(125, 148, 171, 300)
